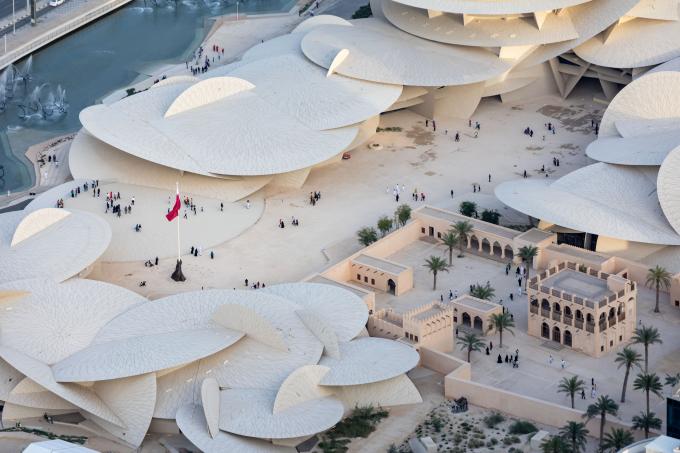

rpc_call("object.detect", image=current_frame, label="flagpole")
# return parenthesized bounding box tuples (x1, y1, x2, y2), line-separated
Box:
(171, 181, 186, 282)
(176, 181, 181, 261)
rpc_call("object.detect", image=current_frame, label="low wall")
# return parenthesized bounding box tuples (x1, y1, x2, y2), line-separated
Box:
(419, 347, 648, 441)
(321, 220, 423, 283)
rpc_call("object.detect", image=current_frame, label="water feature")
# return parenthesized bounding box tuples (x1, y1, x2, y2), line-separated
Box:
(0, 0, 295, 193)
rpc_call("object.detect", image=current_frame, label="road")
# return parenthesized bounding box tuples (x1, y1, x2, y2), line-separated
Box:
(0, 0, 61, 37)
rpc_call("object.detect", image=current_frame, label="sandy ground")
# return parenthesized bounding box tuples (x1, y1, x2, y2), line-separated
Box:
(64, 182, 264, 261)
(90, 87, 601, 297)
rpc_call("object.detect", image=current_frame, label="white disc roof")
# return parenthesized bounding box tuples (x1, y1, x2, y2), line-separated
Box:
(300, 19, 511, 86)
(495, 163, 680, 245)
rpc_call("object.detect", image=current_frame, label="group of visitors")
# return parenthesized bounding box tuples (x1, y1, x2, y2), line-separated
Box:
(309, 191, 322, 205)
(105, 191, 133, 218)
(411, 190, 426, 202)
(244, 278, 266, 289)
(591, 119, 600, 135)
(278, 217, 300, 228)
(144, 257, 159, 267)
(495, 349, 519, 368)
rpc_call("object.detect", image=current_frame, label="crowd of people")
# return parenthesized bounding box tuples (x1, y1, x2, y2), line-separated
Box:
(186, 44, 225, 75)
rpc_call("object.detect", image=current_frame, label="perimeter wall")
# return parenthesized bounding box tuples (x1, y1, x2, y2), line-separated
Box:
(419, 347, 650, 441)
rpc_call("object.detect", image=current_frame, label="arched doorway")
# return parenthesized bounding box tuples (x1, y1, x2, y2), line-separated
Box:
(387, 279, 396, 295)
(470, 235, 479, 251)
(552, 326, 561, 343)
(492, 241, 502, 257)
(504, 245, 514, 260)
(473, 316, 483, 331)
(541, 322, 550, 339)
(462, 312, 471, 327)
(481, 238, 491, 254)
(564, 330, 572, 347)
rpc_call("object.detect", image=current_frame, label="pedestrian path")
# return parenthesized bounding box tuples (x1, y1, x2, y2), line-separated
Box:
(0, 0, 132, 70)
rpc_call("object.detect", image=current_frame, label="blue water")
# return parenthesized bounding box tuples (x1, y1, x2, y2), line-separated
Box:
(0, 0, 295, 193)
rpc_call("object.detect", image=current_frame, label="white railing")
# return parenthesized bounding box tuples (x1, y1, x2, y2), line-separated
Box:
(0, 0, 132, 70)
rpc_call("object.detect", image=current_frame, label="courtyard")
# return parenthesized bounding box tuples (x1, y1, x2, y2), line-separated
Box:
(373, 236, 680, 430)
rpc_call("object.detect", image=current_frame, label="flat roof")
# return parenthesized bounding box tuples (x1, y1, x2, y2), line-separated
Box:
(542, 269, 613, 300)
(451, 296, 499, 313)
(412, 306, 447, 321)
(308, 275, 372, 299)
(353, 254, 408, 275)
(516, 228, 555, 244)
(417, 206, 520, 240)
(545, 244, 611, 265)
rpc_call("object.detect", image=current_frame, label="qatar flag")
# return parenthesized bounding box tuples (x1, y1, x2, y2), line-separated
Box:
(166, 189, 181, 221)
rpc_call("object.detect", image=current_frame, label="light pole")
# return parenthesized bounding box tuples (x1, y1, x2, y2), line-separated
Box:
(12, 0, 16, 34)
(235, 1, 239, 20)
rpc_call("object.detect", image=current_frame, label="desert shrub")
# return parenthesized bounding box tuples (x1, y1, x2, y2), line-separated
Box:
(483, 412, 506, 428)
(318, 437, 350, 453)
(508, 420, 538, 435)
(468, 438, 485, 448)
(503, 435, 521, 445)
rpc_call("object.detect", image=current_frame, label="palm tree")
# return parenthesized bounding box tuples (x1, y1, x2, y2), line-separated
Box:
(645, 265, 671, 313)
(424, 256, 449, 290)
(584, 395, 619, 450)
(518, 245, 538, 289)
(633, 372, 663, 416)
(452, 220, 473, 257)
(559, 421, 588, 453)
(614, 347, 642, 403)
(377, 216, 393, 237)
(631, 325, 663, 372)
(558, 376, 586, 409)
(488, 312, 514, 348)
(540, 436, 569, 453)
(632, 411, 662, 439)
(470, 282, 495, 300)
(440, 230, 459, 265)
(357, 227, 378, 246)
(664, 372, 680, 390)
(456, 332, 486, 362)
(601, 428, 634, 453)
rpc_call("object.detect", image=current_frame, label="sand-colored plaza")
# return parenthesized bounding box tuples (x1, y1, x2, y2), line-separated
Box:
(1, 0, 680, 452)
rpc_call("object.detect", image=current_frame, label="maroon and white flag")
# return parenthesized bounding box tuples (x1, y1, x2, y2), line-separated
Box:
(166, 188, 181, 221)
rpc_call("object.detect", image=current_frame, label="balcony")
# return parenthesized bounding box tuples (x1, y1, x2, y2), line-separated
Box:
(618, 313, 626, 322)
(599, 321, 607, 331)
(563, 315, 573, 326)
(608, 317, 617, 328)
(586, 322, 595, 333)
(541, 309, 551, 318)
(530, 305, 538, 315)
(574, 319, 583, 329)
(552, 312, 562, 322)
